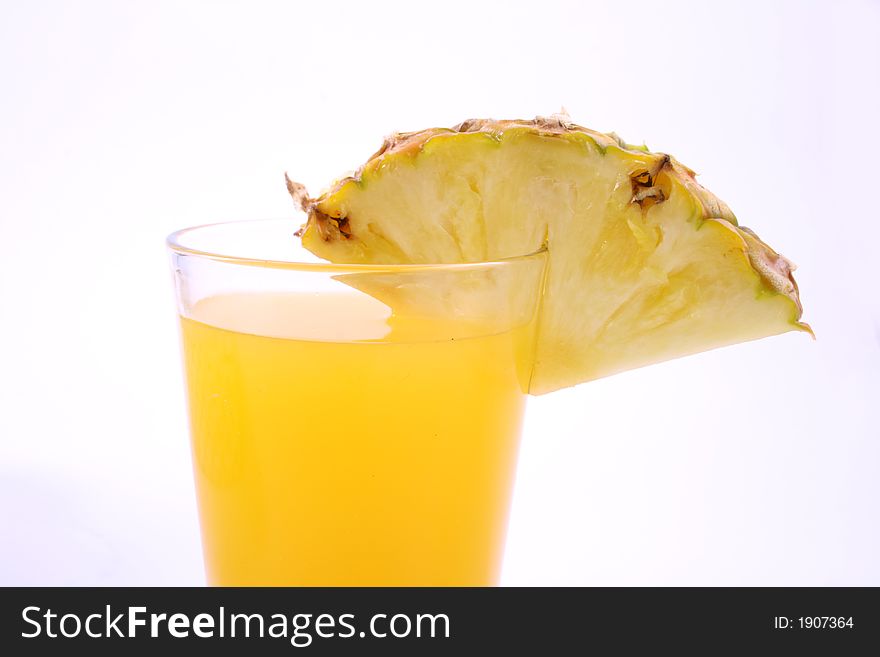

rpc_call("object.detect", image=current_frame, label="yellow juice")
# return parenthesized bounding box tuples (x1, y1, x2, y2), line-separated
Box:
(180, 291, 533, 586)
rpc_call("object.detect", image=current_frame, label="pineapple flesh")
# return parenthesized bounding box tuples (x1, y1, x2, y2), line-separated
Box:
(289, 116, 811, 394)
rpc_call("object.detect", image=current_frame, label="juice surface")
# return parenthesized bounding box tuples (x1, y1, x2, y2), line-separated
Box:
(181, 292, 532, 585)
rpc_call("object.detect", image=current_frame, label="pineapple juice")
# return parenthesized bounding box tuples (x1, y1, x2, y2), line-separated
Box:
(180, 291, 533, 585)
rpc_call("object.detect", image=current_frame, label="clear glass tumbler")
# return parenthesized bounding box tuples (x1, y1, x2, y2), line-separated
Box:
(168, 219, 547, 585)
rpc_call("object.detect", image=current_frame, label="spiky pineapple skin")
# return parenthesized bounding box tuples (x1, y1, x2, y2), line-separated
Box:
(290, 116, 810, 393)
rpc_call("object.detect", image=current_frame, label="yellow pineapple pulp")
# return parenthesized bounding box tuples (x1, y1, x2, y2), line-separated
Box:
(289, 115, 811, 393)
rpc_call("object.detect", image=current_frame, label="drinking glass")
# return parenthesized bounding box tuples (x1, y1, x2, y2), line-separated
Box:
(168, 219, 547, 585)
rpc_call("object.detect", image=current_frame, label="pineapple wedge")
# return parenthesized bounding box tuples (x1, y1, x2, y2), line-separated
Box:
(289, 116, 811, 394)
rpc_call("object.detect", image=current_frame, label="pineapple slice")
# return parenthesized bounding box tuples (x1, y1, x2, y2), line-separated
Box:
(289, 116, 811, 394)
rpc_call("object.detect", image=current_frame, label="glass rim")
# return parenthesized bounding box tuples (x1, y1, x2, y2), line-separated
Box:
(166, 218, 548, 273)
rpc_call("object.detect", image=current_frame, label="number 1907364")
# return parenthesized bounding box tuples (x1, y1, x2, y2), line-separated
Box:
(798, 617, 854, 629)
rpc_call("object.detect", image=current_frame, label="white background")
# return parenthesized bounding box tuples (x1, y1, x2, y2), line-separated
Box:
(1, 0, 878, 585)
